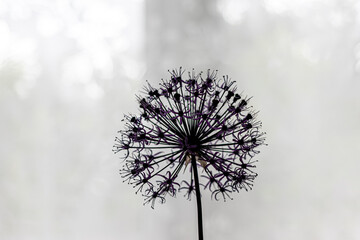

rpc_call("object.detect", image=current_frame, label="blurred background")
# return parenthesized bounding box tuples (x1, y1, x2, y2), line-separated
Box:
(1, 0, 360, 239)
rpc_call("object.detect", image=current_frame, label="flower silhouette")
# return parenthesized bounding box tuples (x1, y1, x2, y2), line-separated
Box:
(113, 68, 266, 209)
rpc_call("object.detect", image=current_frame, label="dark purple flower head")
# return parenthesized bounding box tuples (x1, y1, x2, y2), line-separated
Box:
(113, 68, 266, 208)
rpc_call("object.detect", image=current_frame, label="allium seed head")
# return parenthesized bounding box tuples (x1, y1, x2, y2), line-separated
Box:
(113, 68, 266, 208)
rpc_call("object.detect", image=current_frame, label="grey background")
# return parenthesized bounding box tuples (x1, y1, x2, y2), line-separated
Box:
(1, 0, 360, 239)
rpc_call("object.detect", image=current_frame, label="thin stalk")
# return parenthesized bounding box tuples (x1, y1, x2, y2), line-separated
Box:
(192, 154, 204, 240)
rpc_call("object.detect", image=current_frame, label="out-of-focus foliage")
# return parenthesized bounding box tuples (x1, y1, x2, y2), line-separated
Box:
(1, 0, 360, 239)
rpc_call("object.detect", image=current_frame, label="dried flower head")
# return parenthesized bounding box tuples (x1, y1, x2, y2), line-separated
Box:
(113, 68, 266, 208)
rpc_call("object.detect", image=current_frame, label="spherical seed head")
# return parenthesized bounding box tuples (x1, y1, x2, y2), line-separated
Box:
(113, 68, 266, 208)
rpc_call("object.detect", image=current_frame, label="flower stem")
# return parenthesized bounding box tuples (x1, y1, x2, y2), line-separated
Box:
(191, 154, 204, 240)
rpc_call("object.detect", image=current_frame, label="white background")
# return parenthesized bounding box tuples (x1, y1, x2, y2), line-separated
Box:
(1, 0, 360, 239)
